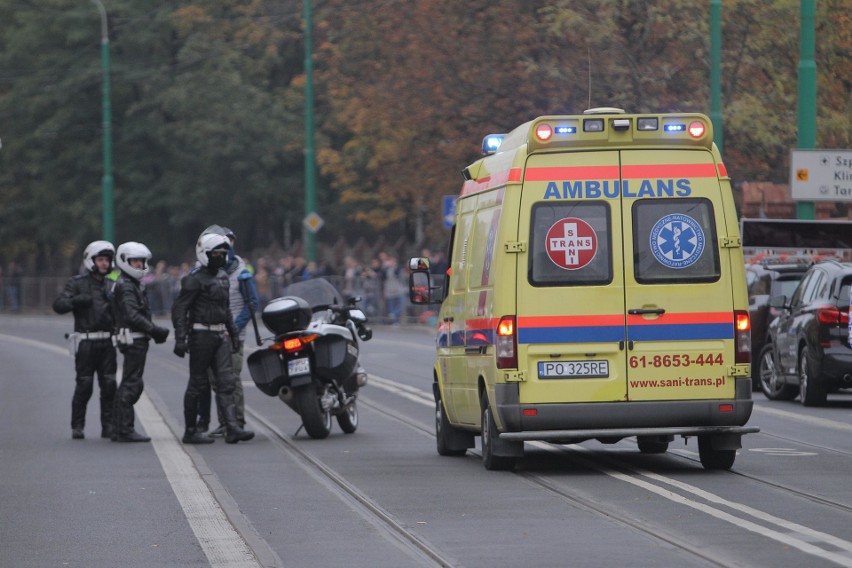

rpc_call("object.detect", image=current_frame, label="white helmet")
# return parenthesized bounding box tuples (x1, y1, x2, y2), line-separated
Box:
(196, 233, 230, 267)
(116, 241, 152, 280)
(83, 240, 115, 273)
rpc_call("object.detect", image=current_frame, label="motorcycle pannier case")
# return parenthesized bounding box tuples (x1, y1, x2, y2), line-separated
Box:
(247, 349, 287, 397)
(262, 296, 312, 335)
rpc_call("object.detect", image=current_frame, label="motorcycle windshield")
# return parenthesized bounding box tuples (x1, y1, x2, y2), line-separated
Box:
(282, 278, 343, 310)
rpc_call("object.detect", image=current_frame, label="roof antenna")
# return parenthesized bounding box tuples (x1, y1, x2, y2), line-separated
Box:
(587, 47, 592, 109)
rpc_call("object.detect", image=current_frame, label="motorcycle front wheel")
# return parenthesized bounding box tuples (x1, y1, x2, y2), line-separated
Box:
(295, 384, 332, 439)
(336, 399, 358, 434)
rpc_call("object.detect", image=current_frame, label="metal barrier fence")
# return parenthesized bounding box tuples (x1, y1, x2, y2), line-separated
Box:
(0, 276, 438, 327)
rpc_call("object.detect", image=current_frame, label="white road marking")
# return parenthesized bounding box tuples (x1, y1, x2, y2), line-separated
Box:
(136, 394, 262, 568)
(753, 403, 852, 433)
(0, 333, 263, 568)
(370, 372, 852, 566)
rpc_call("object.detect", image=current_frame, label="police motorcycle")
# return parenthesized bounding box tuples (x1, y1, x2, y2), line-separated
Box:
(247, 277, 372, 439)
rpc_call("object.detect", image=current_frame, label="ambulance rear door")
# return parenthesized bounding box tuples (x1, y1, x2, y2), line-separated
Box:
(621, 149, 736, 401)
(517, 150, 629, 404)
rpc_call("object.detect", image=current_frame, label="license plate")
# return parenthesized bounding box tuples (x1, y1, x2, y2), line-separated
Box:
(288, 357, 310, 377)
(538, 360, 609, 379)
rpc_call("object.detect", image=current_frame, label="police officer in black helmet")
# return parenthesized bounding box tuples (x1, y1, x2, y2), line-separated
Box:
(53, 241, 118, 440)
(171, 232, 255, 445)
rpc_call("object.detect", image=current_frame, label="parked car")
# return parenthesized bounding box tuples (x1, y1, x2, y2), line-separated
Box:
(757, 260, 852, 406)
(746, 257, 810, 390)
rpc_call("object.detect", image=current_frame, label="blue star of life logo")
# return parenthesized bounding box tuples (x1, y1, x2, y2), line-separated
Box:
(649, 214, 705, 269)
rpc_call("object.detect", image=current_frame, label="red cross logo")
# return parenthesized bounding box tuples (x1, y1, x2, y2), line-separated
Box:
(545, 217, 597, 270)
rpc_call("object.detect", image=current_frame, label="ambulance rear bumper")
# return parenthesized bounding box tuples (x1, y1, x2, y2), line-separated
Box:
(499, 425, 759, 443)
(494, 382, 755, 434)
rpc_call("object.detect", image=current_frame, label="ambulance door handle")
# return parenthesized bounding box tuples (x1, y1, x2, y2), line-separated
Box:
(628, 308, 666, 316)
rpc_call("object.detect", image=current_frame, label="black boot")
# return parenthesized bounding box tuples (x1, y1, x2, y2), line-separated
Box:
(116, 431, 151, 443)
(183, 428, 215, 444)
(223, 404, 254, 444)
(101, 424, 114, 439)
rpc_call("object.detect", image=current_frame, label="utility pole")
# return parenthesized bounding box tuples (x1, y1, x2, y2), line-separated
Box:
(710, 0, 723, 155)
(91, 0, 114, 243)
(796, 0, 817, 220)
(303, 0, 317, 262)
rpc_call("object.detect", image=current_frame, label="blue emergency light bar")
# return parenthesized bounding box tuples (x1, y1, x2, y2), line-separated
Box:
(481, 134, 505, 155)
(555, 126, 576, 135)
(664, 124, 686, 132)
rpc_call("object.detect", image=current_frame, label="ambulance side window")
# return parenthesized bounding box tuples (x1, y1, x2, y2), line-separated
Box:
(528, 201, 612, 286)
(632, 198, 720, 284)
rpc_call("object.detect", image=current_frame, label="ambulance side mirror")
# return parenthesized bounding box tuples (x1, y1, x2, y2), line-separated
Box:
(408, 258, 438, 304)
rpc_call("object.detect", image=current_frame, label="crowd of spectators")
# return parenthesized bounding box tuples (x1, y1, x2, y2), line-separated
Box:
(136, 250, 447, 325)
(0, 249, 449, 325)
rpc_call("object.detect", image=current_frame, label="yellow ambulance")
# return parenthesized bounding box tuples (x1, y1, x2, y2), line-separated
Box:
(409, 108, 758, 471)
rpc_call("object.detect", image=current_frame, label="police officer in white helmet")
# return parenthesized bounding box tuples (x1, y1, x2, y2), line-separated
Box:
(53, 241, 118, 440)
(111, 242, 170, 442)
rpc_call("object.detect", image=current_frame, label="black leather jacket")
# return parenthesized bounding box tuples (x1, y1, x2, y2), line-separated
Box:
(171, 266, 238, 342)
(52, 272, 114, 333)
(113, 272, 157, 334)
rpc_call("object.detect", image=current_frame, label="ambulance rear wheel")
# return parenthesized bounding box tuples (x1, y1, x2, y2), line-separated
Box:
(481, 401, 518, 471)
(697, 435, 736, 470)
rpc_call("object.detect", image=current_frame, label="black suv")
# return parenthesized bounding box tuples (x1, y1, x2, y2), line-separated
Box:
(746, 257, 810, 390)
(757, 260, 852, 406)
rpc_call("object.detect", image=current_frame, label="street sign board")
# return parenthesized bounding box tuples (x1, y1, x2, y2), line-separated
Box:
(790, 149, 852, 201)
(442, 195, 457, 229)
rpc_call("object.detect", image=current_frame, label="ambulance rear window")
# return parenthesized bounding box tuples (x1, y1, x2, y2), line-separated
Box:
(632, 198, 720, 284)
(528, 201, 612, 286)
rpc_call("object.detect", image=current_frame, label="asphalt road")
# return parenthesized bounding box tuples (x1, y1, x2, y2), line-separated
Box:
(2, 314, 852, 568)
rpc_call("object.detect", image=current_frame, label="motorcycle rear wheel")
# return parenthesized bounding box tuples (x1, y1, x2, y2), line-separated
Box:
(296, 384, 332, 439)
(336, 400, 358, 434)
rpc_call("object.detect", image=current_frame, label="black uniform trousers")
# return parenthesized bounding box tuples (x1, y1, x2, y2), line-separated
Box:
(184, 330, 237, 429)
(72, 338, 117, 431)
(114, 339, 149, 436)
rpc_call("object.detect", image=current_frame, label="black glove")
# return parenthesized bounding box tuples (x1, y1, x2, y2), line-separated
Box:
(72, 294, 92, 307)
(173, 341, 187, 358)
(231, 335, 241, 354)
(150, 326, 169, 344)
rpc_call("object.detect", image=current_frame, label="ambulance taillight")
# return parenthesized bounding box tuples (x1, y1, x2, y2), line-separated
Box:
(735, 311, 751, 364)
(496, 316, 517, 369)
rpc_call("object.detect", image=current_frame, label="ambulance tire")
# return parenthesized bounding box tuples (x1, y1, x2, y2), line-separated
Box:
(758, 345, 797, 401)
(798, 346, 827, 407)
(435, 399, 470, 457)
(697, 435, 736, 470)
(637, 437, 669, 454)
(480, 400, 521, 471)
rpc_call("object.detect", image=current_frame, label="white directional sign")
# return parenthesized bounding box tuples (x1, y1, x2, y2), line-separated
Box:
(790, 149, 852, 201)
